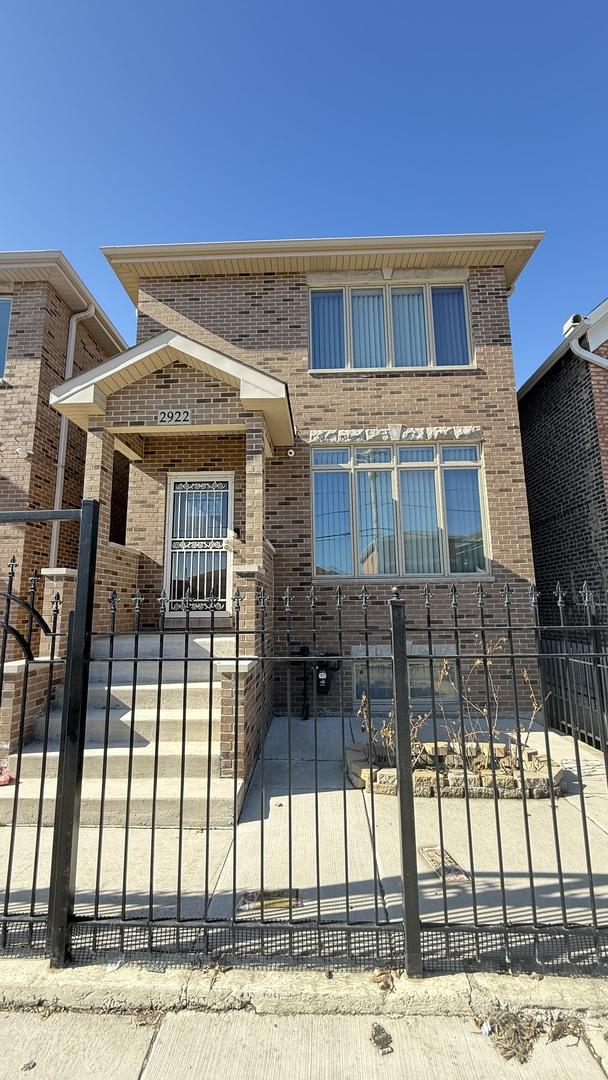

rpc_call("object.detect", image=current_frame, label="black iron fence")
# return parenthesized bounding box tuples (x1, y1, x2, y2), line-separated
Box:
(0, 502, 607, 974)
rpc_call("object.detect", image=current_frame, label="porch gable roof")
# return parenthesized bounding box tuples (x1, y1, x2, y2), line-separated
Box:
(49, 329, 295, 446)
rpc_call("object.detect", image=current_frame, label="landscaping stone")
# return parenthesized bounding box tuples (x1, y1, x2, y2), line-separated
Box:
(346, 741, 564, 798)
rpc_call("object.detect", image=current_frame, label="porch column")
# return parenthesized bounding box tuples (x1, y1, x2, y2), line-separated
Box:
(244, 419, 266, 568)
(82, 423, 115, 545)
(81, 424, 138, 633)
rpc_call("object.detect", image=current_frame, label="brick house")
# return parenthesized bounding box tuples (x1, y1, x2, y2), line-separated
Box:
(42, 232, 542, 807)
(0, 251, 125, 605)
(518, 297, 608, 618)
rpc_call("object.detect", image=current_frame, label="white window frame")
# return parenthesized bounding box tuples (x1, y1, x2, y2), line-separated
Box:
(0, 297, 12, 379)
(311, 443, 491, 580)
(309, 282, 473, 372)
(163, 471, 235, 616)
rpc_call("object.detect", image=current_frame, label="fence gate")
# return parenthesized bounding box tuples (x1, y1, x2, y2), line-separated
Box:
(0, 501, 98, 963)
(0, 503, 607, 975)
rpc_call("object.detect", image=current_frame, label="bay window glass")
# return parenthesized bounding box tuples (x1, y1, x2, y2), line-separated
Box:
(356, 469, 396, 575)
(443, 468, 485, 573)
(311, 291, 345, 369)
(398, 446, 434, 463)
(313, 442, 487, 577)
(441, 445, 478, 462)
(431, 287, 469, 366)
(399, 469, 441, 574)
(313, 471, 353, 575)
(391, 288, 427, 367)
(355, 447, 392, 465)
(310, 283, 471, 369)
(312, 449, 349, 465)
(351, 289, 386, 368)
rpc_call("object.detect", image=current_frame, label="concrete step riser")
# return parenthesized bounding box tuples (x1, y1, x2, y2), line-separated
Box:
(35, 717, 224, 745)
(90, 635, 235, 661)
(0, 797, 238, 829)
(12, 752, 222, 781)
(88, 660, 219, 684)
(56, 684, 221, 711)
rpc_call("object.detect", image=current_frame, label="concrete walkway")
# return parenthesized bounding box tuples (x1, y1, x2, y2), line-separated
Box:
(1, 713, 606, 945)
(0, 1007, 606, 1079)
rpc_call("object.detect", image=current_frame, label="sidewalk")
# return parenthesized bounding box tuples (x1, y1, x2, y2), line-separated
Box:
(1, 1007, 607, 1079)
(0, 961, 608, 1078)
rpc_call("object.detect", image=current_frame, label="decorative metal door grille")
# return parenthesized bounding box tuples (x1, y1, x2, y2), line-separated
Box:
(167, 477, 231, 611)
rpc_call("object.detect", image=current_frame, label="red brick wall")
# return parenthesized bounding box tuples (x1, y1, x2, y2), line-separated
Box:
(0, 280, 116, 605)
(132, 267, 535, 631)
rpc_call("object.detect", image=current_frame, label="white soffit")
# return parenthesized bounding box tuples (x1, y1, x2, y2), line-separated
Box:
(49, 330, 294, 446)
(102, 231, 544, 302)
(0, 250, 125, 354)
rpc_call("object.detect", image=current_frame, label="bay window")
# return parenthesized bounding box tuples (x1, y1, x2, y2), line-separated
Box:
(312, 444, 488, 577)
(310, 282, 471, 370)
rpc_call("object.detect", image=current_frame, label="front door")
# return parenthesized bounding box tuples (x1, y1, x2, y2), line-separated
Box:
(164, 473, 233, 613)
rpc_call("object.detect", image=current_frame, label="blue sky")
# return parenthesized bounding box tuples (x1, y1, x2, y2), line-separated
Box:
(1, 0, 606, 384)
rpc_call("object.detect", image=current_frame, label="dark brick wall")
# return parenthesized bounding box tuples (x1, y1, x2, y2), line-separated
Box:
(519, 350, 608, 618)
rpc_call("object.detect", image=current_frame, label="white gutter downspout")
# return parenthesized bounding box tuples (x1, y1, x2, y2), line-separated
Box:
(49, 303, 95, 567)
(571, 332, 608, 370)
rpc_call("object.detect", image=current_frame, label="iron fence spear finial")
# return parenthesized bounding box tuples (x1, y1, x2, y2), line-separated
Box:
(580, 580, 594, 609)
(502, 581, 513, 608)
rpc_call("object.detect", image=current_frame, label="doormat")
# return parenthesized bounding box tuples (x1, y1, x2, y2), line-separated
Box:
(237, 888, 303, 917)
(419, 846, 469, 884)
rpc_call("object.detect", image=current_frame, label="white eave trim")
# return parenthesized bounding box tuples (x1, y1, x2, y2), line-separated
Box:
(101, 230, 544, 263)
(49, 329, 294, 446)
(0, 249, 126, 354)
(518, 305, 608, 401)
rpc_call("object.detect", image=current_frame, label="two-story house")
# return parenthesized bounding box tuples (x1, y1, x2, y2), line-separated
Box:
(0, 251, 125, 605)
(45, 233, 541, 798)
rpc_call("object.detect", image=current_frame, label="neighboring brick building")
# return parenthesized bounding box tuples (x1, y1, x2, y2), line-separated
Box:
(518, 297, 608, 618)
(0, 251, 125, 603)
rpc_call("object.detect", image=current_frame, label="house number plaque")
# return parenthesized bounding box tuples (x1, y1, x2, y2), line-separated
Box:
(157, 409, 192, 424)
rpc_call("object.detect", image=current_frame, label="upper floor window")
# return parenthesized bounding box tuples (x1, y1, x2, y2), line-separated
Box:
(312, 443, 488, 578)
(310, 284, 471, 370)
(0, 298, 11, 377)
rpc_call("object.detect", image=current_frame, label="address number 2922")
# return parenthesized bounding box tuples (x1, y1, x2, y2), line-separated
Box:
(157, 409, 192, 424)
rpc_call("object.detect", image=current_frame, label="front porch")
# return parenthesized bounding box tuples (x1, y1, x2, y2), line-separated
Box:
(47, 329, 295, 788)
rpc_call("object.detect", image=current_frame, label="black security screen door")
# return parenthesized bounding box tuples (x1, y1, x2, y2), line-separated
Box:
(165, 475, 232, 612)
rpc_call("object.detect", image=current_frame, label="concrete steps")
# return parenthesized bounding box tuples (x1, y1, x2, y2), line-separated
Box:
(54, 682, 219, 718)
(12, 740, 222, 780)
(1, 632, 239, 830)
(0, 774, 243, 828)
(90, 632, 236, 660)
